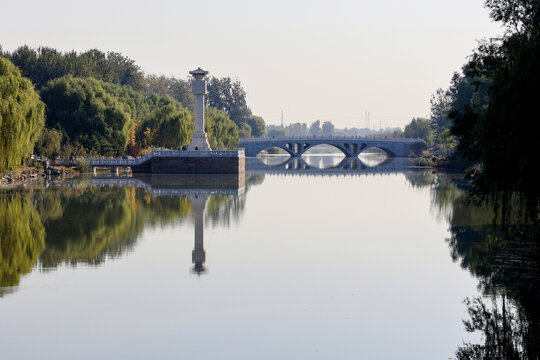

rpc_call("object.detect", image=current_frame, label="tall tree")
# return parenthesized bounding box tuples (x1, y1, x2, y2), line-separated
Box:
(245, 115, 266, 137)
(143, 74, 194, 111)
(0, 57, 45, 171)
(403, 117, 434, 145)
(309, 120, 322, 136)
(205, 107, 239, 149)
(40, 76, 131, 156)
(322, 121, 335, 136)
(137, 95, 194, 149)
(206, 76, 252, 125)
(5, 46, 144, 90)
(35, 127, 62, 158)
(450, 0, 540, 208)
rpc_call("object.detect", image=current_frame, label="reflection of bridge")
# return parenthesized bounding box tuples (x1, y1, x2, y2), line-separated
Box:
(239, 137, 425, 157)
(245, 157, 414, 176)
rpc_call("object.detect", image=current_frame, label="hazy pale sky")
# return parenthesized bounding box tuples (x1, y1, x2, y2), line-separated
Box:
(1, 0, 502, 128)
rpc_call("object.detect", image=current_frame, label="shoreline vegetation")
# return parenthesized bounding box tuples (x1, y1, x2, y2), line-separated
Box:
(0, 46, 265, 176)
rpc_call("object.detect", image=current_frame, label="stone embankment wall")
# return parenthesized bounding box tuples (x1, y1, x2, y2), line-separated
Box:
(132, 156, 245, 174)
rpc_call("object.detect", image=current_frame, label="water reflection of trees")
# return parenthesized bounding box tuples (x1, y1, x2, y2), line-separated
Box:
(34, 186, 144, 268)
(206, 174, 263, 227)
(0, 192, 45, 294)
(406, 171, 540, 359)
(0, 174, 264, 296)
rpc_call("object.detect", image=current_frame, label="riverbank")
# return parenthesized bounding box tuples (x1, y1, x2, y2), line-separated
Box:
(0, 164, 79, 186)
(414, 146, 473, 172)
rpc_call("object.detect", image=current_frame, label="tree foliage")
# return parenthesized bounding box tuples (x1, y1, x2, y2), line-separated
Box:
(206, 77, 252, 124)
(403, 117, 434, 145)
(322, 121, 335, 136)
(205, 107, 239, 149)
(2, 45, 262, 153)
(448, 0, 540, 209)
(245, 115, 266, 137)
(0, 57, 45, 171)
(4, 46, 144, 90)
(0, 193, 45, 289)
(35, 127, 62, 158)
(40, 76, 132, 156)
(137, 95, 194, 148)
(309, 120, 322, 137)
(144, 74, 194, 111)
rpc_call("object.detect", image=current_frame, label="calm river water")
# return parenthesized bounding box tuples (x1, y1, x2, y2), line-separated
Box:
(1, 155, 537, 359)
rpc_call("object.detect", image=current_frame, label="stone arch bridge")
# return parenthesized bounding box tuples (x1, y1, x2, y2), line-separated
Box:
(238, 137, 426, 157)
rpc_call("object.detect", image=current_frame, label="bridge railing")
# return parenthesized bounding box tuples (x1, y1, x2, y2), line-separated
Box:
(86, 148, 245, 167)
(239, 136, 423, 143)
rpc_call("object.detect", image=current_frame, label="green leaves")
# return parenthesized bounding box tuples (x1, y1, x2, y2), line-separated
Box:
(137, 95, 194, 149)
(5, 46, 144, 90)
(205, 107, 239, 150)
(0, 57, 45, 171)
(40, 76, 131, 156)
(403, 117, 434, 146)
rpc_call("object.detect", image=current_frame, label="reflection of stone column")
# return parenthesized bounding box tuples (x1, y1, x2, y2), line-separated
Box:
(189, 195, 209, 275)
(187, 68, 211, 151)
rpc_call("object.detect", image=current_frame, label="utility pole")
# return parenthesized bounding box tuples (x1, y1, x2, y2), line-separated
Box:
(281, 110, 284, 128)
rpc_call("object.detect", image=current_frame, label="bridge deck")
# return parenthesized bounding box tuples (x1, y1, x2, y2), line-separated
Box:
(238, 137, 425, 157)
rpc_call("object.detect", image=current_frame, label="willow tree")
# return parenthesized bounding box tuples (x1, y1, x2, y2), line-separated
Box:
(205, 107, 238, 149)
(0, 193, 45, 289)
(0, 57, 45, 171)
(137, 95, 194, 148)
(40, 76, 131, 156)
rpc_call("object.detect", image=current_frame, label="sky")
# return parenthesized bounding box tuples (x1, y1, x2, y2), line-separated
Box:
(1, 0, 502, 128)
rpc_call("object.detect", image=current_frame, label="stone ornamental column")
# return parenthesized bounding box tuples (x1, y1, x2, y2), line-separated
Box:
(187, 67, 211, 151)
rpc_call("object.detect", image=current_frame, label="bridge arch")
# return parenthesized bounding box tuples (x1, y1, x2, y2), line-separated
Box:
(239, 138, 421, 157)
(301, 143, 349, 157)
(358, 145, 397, 158)
(252, 144, 296, 157)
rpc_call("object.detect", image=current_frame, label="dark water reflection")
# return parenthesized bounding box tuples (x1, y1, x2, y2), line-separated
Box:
(409, 171, 540, 359)
(1, 158, 539, 358)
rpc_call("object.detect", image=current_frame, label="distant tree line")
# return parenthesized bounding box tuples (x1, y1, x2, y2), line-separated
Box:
(266, 119, 401, 138)
(0, 45, 265, 170)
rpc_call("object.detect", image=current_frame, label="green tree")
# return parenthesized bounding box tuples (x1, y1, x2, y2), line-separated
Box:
(0, 193, 45, 289)
(238, 122, 252, 138)
(35, 127, 62, 158)
(437, 128, 455, 156)
(403, 117, 434, 145)
(0, 57, 45, 171)
(40, 76, 131, 156)
(144, 74, 194, 111)
(139, 95, 194, 149)
(449, 0, 540, 210)
(5, 46, 144, 90)
(206, 76, 252, 125)
(245, 115, 266, 137)
(205, 107, 239, 149)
